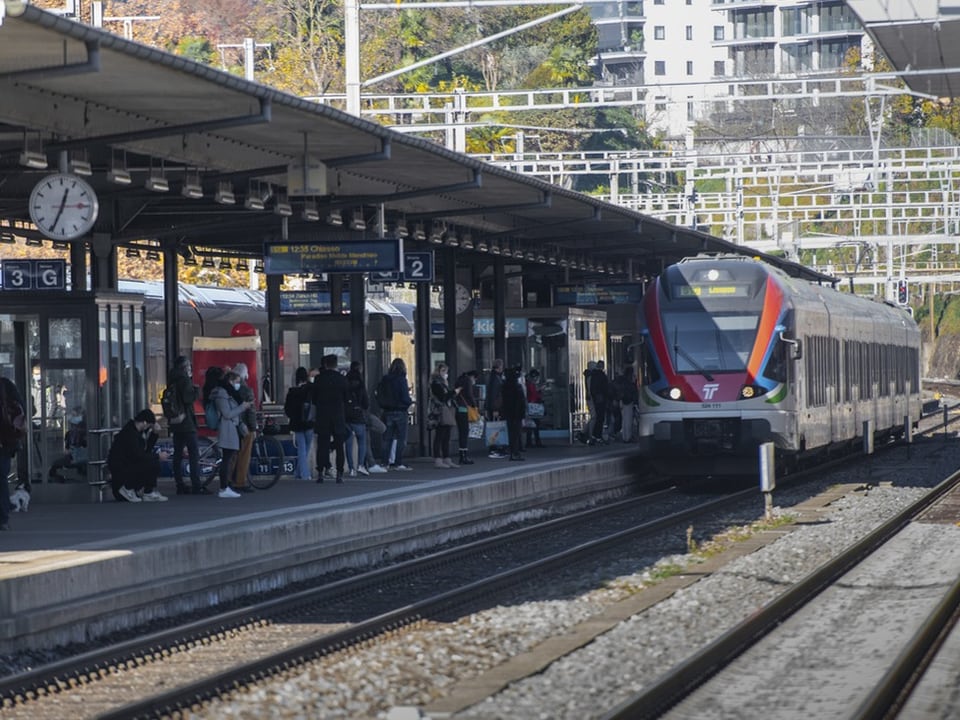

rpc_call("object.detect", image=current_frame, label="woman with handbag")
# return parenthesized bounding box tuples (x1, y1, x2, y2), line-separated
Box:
(453, 369, 479, 465)
(429, 362, 459, 469)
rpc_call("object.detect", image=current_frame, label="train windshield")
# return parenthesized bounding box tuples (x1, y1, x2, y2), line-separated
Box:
(663, 311, 759, 373)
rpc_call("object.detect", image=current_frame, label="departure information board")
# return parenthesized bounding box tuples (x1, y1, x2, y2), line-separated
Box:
(264, 239, 401, 275)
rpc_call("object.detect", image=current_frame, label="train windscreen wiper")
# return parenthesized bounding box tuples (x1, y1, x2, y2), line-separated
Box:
(673, 330, 714, 382)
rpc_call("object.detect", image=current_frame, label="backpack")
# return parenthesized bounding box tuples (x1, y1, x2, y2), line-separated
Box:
(345, 386, 364, 424)
(160, 384, 185, 423)
(375, 374, 398, 410)
(204, 400, 221, 431)
(0, 378, 27, 451)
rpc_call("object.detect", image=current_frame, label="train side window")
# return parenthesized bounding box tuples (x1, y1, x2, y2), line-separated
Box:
(639, 341, 660, 385)
(764, 341, 787, 383)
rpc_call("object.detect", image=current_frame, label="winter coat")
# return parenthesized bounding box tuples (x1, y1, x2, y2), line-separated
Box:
(108, 419, 159, 487)
(166, 364, 199, 432)
(211, 384, 247, 451)
(311, 368, 349, 439)
(284, 382, 314, 433)
(345, 369, 370, 425)
(500, 369, 526, 421)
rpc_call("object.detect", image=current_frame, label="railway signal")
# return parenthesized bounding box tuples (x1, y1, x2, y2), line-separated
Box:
(897, 279, 908, 305)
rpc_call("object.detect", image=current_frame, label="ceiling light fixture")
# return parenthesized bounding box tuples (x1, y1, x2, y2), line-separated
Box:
(0, 232, 16, 245)
(274, 190, 293, 217)
(476, 238, 488, 253)
(326, 209, 343, 226)
(220, 257, 233, 270)
(444, 229, 459, 247)
(145, 159, 169, 192)
(52, 240, 70, 250)
(184, 255, 198, 266)
(19, 132, 47, 170)
(69, 150, 92, 177)
(236, 258, 249, 271)
(429, 225, 444, 244)
(254, 261, 265, 273)
(181, 168, 203, 199)
(106, 148, 132, 185)
(460, 233, 474, 250)
(146, 248, 162, 261)
(412, 223, 426, 242)
(244, 180, 265, 210)
(394, 218, 409, 239)
(349, 209, 366, 231)
(201, 256, 216, 268)
(302, 198, 320, 222)
(490, 241, 501, 256)
(125, 247, 141, 258)
(215, 181, 236, 205)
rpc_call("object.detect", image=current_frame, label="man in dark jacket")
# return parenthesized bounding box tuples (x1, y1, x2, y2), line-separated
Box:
(166, 356, 203, 495)
(311, 354, 349, 483)
(501, 365, 527, 461)
(0, 375, 25, 530)
(108, 409, 169, 503)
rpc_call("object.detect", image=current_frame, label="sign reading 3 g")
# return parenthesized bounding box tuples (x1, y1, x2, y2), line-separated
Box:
(1, 259, 67, 291)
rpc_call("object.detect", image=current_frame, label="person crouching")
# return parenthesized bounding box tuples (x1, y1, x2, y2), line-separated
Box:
(108, 409, 169, 503)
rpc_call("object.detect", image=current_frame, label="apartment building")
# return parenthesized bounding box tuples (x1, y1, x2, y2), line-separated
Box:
(591, 0, 867, 138)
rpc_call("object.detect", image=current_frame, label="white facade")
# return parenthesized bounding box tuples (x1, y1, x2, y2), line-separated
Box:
(591, 0, 867, 138)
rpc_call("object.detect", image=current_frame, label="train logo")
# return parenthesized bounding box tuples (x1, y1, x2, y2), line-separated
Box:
(701, 383, 719, 400)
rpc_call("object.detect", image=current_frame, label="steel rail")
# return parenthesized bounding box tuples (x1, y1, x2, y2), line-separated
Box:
(600, 468, 960, 720)
(96, 490, 756, 719)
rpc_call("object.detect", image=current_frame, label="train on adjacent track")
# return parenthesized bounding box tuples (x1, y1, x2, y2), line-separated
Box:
(635, 254, 923, 475)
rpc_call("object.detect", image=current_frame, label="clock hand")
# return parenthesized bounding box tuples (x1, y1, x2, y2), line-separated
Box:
(50, 187, 70, 230)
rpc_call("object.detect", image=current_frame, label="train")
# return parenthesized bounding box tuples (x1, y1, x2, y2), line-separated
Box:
(635, 254, 922, 475)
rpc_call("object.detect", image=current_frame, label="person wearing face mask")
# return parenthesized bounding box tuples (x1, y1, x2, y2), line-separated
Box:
(48, 406, 88, 481)
(210, 370, 252, 499)
(429, 361, 458, 469)
(230, 362, 258, 493)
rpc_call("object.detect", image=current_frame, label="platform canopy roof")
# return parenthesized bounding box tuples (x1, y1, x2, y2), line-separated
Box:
(0, 2, 832, 284)
(848, 0, 960, 99)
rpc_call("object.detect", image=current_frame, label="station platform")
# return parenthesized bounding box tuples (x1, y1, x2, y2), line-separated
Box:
(0, 441, 645, 653)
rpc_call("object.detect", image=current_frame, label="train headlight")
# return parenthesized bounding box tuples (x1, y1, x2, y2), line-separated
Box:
(739, 385, 767, 399)
(656, 386, 684, 401)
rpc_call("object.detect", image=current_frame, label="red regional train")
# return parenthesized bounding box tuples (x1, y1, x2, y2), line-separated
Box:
(636, 254, 922, 475)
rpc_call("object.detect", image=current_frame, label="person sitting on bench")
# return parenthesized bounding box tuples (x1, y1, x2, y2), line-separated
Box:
(48, 406, 88, 481)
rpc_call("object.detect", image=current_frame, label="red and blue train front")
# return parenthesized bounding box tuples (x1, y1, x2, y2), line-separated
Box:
(636, 258, 791, 470)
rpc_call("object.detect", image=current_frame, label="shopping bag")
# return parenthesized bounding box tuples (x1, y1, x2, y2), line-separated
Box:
(484, 419, 508, 447)
(527, 402, 545, 418)
(466, 405, 481, 423)
(468, 418, 485, 439)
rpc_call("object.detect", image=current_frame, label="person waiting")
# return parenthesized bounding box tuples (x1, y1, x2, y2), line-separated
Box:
(284, 366, 316, 481)
(210, 369, 253, 499)
(108, 409, 169, 503)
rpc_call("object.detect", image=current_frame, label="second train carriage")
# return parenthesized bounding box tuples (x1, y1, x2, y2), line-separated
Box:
(636, 255, 922, 475)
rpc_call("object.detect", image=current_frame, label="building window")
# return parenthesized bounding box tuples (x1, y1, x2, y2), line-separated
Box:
(654, 95, 667, 111)
(654, 0, 664, 4)
(687, 100, 695, 122)
(686, 26, 693, 41)
(655, 60, 666, 75)
(714, 60, 725, 76)
(686, 60, 694, 75)
(654, 26, 665, 40)
(713, 26, 725, 41)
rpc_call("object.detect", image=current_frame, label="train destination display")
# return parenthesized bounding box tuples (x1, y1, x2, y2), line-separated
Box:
(264, 239, 401, 275)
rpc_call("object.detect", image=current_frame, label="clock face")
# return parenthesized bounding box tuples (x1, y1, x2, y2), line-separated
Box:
(29, 173, 99, 241)
(438, 283, 473, 314)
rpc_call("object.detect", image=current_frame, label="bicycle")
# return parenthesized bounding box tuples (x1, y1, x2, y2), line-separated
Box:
(160, 428, 287, 490)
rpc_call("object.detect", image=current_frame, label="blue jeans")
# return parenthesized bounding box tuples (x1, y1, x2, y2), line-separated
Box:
(381, 410, 408, 467)
(346, 422, 366, 472)
(294, 430, 313, 480)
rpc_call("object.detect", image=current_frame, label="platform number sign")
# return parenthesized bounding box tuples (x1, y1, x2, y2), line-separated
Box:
(404, 251, 434, 283)
(1, 259, 66, 291)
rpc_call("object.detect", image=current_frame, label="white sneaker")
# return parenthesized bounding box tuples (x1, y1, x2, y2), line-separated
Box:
(141, 490, 169, 502)
(348, 469, 357, 477)
(119, 487, 141, 503)
(357, 466, 370, 476)
(368, 464, 387, 474)
(392, 464, 412, 471)
(218, 487, 241, 499)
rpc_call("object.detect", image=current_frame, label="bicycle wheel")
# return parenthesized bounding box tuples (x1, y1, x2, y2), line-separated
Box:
(184, 437, 222, 489)
(247, 433, 285, 489)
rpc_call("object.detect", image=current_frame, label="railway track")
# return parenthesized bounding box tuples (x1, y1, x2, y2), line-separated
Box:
(0, 487, 757, 719)
(602, 468, 960, 720)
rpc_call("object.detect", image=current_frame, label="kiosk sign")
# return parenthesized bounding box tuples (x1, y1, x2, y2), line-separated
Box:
(264, 239, 401, 275)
